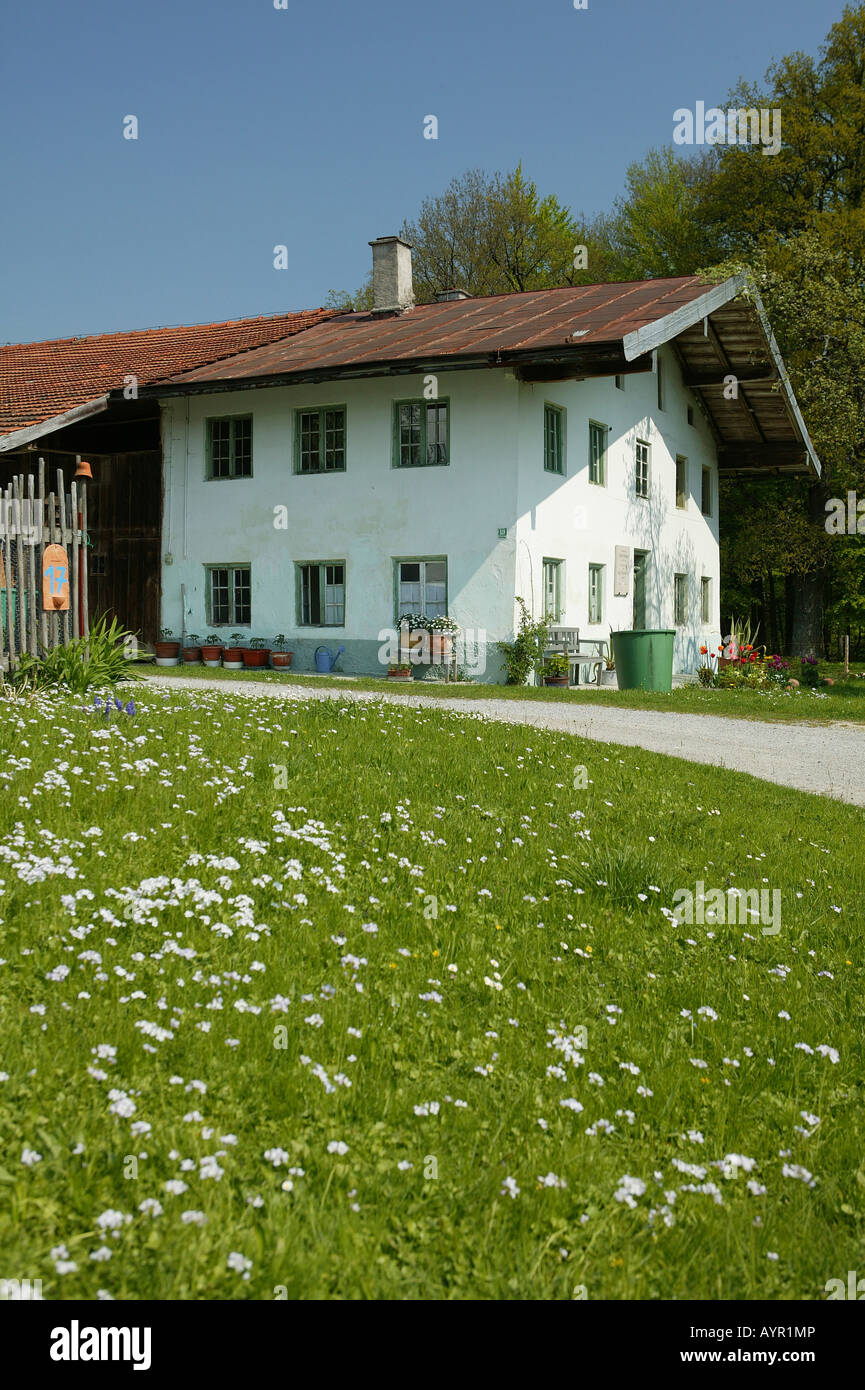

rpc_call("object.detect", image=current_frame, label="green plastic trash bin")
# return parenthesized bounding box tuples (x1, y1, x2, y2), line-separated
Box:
(612, 629, 676, 693)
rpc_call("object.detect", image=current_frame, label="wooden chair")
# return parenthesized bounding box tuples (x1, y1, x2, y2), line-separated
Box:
(542, 627, 607, 687)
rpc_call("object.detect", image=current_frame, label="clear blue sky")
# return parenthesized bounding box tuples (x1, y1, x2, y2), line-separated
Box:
(0, 0, 843, 344)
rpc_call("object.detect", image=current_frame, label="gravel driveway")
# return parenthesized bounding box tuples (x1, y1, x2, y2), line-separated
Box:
(149, 677, 865, 808)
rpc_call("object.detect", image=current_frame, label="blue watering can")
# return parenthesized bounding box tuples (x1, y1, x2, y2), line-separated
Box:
(315, 644, 345, 673)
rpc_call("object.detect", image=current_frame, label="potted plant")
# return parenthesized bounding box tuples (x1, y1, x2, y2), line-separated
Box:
(200, 634, 224, 667)
(155, 627, 181, 666)
(271, 634, 294, 670)
(182, 632, 202, 664)
(541, 653, 570, 687)
(243, 637, 272, 669)
(497, 598, 550, 685)
(600, 651, 618, 688)
(387, 663, 413, 681)
(222, 634, 245, 671)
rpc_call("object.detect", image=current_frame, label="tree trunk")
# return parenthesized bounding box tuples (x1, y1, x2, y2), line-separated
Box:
(790, 483, 827, 660)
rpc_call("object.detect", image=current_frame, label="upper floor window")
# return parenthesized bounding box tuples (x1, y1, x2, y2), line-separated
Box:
(656, 354, 665, 411)
(394, 401, 449, 467)
(635, 440, 650, 499)
(544, 404, 565, 474)
(588, 563, 604, 625)
(207, 415, 252, 479)
(615, 374, 625, 391)
(297, 407, 346, 473)
(701, 466, 713, 515)
(675, 456, 688, 509)
(589, 421, 607, 486)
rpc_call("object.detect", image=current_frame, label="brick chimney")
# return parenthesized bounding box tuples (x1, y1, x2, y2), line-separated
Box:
(369, 236, 414, 314)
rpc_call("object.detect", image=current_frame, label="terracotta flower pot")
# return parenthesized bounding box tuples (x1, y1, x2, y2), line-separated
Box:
(388, 668, 413, 681)
(200, 645, 223, 666)
(544, 676, 569, 687)
(182, 647, 202, 663)
(243, 648, 271, 668)
(155, 641, 180, 660)
(271, 652, 293, 669)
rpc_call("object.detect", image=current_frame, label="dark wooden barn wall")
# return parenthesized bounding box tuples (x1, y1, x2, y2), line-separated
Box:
(0, 449, 162, 644)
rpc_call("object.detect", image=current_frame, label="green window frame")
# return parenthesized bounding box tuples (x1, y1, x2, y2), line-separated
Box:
(674, 573, 688, 627)
(701, 576, 712, 625)
(206, 415, 252, 479)
(206, 564, 251, 627)
(701, 466, 713, 516)
(656, 353, 665, 411)
(675, 455, 688, 509)
(588, 563, 604, 625)
(393, 399, 449, 468)
(635, 440, 650, 499)
(297, 561, 346, 626)
(395, 558, 447, 621)
(544, 404, 565, 474)
(614, 375, 625, 391)
(589, 421, 607, 485)
(543, 558, 564, 621)
(295, 406, 346, 473)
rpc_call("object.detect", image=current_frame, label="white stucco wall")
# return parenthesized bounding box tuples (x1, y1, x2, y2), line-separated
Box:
(158, 347, 721, 680)
(513, 347, 721, 675)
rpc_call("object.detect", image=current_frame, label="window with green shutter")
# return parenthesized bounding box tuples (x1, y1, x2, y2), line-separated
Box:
(394, 401, 449, 467)
(589, 421, 607, 485)
(543, 558, 564, 620)
(206, 415, 252, 479)
(544, 405, 565, 474)
(297, 562, 346, 626)
(296, 407, 346, 473)
(588, 564, 604, 624)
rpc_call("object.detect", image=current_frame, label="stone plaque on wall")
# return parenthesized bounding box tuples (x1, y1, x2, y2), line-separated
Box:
(614, 545, 630, 596)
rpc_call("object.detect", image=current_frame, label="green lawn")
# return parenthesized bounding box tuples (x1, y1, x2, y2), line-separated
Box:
(145, 661, 865, 724)
(1, 683, 863, 1300)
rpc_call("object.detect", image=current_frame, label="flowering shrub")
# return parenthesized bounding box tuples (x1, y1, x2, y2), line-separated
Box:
(800, 656, 820, 688)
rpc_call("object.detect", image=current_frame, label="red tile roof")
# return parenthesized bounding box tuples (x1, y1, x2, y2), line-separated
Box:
(158, 278, 713, 385)
(0, 308, 333, 440)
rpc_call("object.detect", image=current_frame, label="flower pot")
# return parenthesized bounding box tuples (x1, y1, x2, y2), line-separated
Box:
(271, 652, 293, 670)
(544, 676, 569, 687)
(600, 668, 618, 688)
(243, 648, 271, 668)
(429, 634, 454, 663)
(388, 669, 413, 681)
(182, 647, 202, 663)
(222, 647, 243, 663)
(200, 645, 223, 667)
(155, 641, 180, 660)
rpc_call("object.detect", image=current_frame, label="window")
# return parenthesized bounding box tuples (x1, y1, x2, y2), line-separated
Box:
(674, 573, 688, 627)
(296, 407, 346, 473)
(588, 564, 604, 625)
(675, 456, 688, 509)
(543, 558, 564, 620)
(207, 415, 252, 479)
(298, 562, 345, 625)
(701, 576, 712, 625)
(635, 440, 650, 498)
(207, 565, 251, 627)
(394, 400, 449, 467)
(633, 551, 648, 628)
(701, 466, 713, 515)
(615, 374, 625, 391)
(656, 353, 664, 411)
(588, 421, 607, 485)
(687, 404, 695, 427)
(544, 404, 565, 474)
(397, 559, 446, 620)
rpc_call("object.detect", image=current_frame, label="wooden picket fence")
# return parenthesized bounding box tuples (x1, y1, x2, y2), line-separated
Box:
(0, 459, 89, 676)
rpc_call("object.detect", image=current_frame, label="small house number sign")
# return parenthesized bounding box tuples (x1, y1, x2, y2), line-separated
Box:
(42, 544, 71, 611)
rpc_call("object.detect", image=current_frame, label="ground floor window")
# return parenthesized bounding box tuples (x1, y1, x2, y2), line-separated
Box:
(633, 551, 648, 628)
(588, 563, 604, 625)
(298, 561, 346, 626)
(674, 573, 688, 627)
(207, 565, 252, 627)
(701, 575, 712, 624)
(396, 559, 447, 620)
(543, 558, 564, 620)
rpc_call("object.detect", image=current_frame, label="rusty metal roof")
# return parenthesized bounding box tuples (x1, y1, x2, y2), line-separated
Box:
(157, 278, 713, 382)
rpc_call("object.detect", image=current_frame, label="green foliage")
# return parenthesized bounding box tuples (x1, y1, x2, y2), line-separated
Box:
(497, 598, 550, 685)
(540, 654, 569, 680)
(11, 617, 141, 695)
